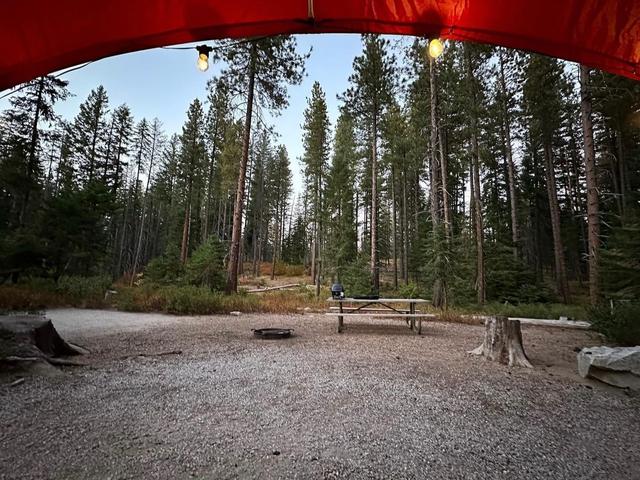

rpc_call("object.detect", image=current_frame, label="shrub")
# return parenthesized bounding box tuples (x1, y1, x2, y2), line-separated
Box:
(184, 236, 225, 290)
(485, 243, 552, 303)
(144, 246, 183, 285)
(396, 282, 422, 299)
(271, 262, 305, 277)
(588, 302, 640, 346)
(339, 257, 372, 296)
(162, 285, 224, 314)
(56, 275, 111, 303)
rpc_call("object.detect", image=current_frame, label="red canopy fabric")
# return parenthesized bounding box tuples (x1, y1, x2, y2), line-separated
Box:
(1, 0, 639, 90)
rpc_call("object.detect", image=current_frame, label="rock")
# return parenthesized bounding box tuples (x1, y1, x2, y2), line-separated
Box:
(230, 311, 241, 316)
(577, 346, 640, 390)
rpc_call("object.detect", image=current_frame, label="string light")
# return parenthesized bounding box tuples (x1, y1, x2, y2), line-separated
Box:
(428, 39, 444, 59)
(196, 45, 213, 72)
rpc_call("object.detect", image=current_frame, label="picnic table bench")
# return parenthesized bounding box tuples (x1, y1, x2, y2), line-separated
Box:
(326, 297, 434, 334)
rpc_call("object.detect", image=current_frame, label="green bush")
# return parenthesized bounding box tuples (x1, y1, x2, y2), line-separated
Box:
(56, 275, 111, 302)
(339, 257, 372, 296)
(144, 245, 183, 285)
(162, 285, 225, 314)
(588, 302, 640, 346)
(485, 243, 552, 303)
(396, 282, 422, 299)
(184, 236, 225, 290)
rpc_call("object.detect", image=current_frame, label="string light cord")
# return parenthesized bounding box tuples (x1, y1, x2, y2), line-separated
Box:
(1, 37, 266, 98)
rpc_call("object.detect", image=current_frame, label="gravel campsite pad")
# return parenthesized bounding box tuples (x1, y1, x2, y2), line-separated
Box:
(1, 309, 639, 479)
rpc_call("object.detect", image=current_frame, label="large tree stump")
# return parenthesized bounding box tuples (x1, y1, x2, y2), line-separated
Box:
(469, 315, 533, 368)
(0, 315, 87, 375)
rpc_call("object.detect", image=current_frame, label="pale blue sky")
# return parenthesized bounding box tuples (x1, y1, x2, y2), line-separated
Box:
(1, 34, 372, 193)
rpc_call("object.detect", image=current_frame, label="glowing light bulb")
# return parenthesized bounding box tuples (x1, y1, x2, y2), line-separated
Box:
(195, 45, 213, 72)
(197, 53, 209, 72)
(428, 39, 444, 59)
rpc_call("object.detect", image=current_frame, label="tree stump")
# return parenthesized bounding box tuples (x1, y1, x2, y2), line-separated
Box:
(469, 315, 533, 368)
(0, 315, 87, 375)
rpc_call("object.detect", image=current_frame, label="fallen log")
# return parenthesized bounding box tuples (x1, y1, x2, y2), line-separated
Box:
(463, 315, 590, 330)
(469, 315, 533, 368)
(119, 349, 182, 360)
(246, 283, 301, 293)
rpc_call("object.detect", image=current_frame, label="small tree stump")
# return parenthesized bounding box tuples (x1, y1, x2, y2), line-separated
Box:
(0, 315, 87, 374)
(469, 315, 533, 368)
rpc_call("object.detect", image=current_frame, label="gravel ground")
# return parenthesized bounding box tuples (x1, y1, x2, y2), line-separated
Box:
(1, 309, 639, 479)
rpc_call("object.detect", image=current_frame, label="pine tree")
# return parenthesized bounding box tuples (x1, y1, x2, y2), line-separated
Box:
(326, 111, 358, 281)
(69, 85, 110, 185)
(202, 77, 231, 240)
(342, 34, 395, 293)
(177, 99, 207, 264)
(522, 54, 571, 302)
(216, 36, 307, 293)
(301, 81, 330, 292)
(266, 145, 292, 279)
(0, 75, 70, 227)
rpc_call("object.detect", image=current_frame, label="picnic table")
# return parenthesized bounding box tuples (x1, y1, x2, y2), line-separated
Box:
(326, 297, 434, 334)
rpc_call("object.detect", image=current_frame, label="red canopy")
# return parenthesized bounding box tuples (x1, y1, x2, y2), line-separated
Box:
(1, 0, 639, 90)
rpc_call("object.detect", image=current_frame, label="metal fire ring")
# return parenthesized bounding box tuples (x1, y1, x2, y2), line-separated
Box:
(252, 328, 294, 339)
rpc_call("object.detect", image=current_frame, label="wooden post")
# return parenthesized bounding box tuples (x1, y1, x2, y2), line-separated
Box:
(409, 302, 415, 330)
(469, 315, 533, 368)
(338, 301, 344, 333)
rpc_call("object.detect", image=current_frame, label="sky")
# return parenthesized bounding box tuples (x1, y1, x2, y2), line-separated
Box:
(0, 34, 372, 194)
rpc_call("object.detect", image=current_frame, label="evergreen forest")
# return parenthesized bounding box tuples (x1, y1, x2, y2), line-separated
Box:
(1, 36, 639, 342)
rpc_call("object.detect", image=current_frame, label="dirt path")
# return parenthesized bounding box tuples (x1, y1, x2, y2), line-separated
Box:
(1, 310, 638, 479)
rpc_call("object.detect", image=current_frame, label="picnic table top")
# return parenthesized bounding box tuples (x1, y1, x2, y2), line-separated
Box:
(326, 297, 431, 303)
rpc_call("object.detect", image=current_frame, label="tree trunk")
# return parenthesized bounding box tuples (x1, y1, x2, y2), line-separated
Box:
(465, 45, 485, 305)
(310, 237, 317, 282)
(116, 183, 131, 277)
(401, 170, 409, 285)
(391, 165, 398, 290)
(430, 54, 447, 308)
(580, 65, 600, 305)
(203, 118, 220, 241)
(180, 200, 191, 265)
(131, 132, 158, 285)
(471, 151, 485, 305)
(543, 143, 569, 303)
(439, 128, 452, 241)
(226, 42, 257, 293)
(429, 58, 441, 231)
(271, 191, 279, 281)
(20, 76, 45, 226)
(316, 179, 323, 297)
(499, 50, 519, 258)
(370, 115, 379, 293)
(469, 316, 533, 368)
(616, 130, 627, 219)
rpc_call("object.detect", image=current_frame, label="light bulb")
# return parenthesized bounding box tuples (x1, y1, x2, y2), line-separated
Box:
(428, 39, 444, 59)
(197, 53, 209, 72)
(195, 45, 213, 72)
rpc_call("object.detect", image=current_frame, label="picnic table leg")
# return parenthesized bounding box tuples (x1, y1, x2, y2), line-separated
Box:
(410, 302, 415, 330)
(338, 302, 344, 333)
